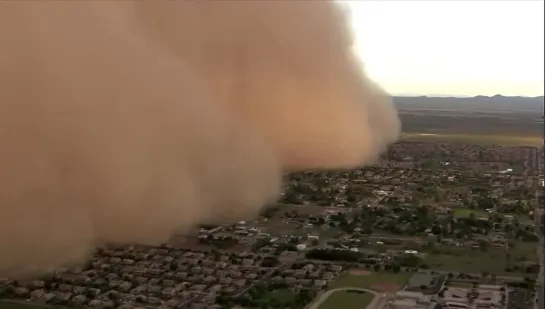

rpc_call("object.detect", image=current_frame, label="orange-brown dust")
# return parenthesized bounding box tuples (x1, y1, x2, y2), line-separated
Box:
(0, 1, 399, 278)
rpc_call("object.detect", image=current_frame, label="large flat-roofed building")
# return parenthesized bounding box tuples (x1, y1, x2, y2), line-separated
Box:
(395, 291, 432, 303)
(389, 298, 420, 309)
(387, 291, 437, 309)
(476, 290, 501, 304)
(405, 273, 447, 295)
(443, 286, 503, 309)
(444, 302, 469, 309)
(507, 289, 527, 309)
(387, 301, 438, 309)
(444, 288, 469, 304)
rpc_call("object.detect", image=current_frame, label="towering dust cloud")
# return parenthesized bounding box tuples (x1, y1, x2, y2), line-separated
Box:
(0, 1, 400, 278)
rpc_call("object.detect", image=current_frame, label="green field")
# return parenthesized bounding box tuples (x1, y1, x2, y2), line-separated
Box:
(401, 132, 543, 147)
(452, 208, 532, 223)
(452, 208, 490, 218)
(510, 241, 539, 262)
(330, 272, 411, 290)
(255, 289, 297, 307)
(0, 301, 49, 309)
(424, 253, 502, 274)
(423, 242, 538, 277)
(317, 290, 375, 309)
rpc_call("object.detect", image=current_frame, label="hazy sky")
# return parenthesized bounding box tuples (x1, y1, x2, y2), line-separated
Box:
(345, 0, 544, 97)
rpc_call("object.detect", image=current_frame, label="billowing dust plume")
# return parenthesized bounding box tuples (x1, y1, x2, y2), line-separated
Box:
(0, 1, 399, 278)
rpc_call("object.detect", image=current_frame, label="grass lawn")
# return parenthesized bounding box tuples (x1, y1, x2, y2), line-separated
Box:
(255, 289, 296, 307)
(0, 301, 50, 309)
(424, 252, 500, 274)
(452, 208, 533, 224)
(401, 133, 543, 147)
(511, 241, 539, 262)
(330, 272, 411, 290)
(423, 243, 538, 277)
(317, 290, 375, 309)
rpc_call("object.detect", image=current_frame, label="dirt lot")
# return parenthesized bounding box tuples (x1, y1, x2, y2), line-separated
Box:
(350, 270, 372, 276)
(370, 282, 401, 293)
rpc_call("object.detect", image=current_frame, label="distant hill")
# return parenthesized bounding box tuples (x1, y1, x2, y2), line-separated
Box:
(393, 95, 544, 113)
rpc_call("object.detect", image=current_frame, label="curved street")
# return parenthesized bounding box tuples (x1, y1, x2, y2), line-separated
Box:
(306, 287, 386, 309)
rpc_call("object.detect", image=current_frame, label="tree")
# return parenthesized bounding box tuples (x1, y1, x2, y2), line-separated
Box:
(306, 249, 362, 262)
(431, 225, 442, 235)
(478, 240, 489, 252)
(135, 296, 145, 303)
(260, 257, 279, 268)
(400, 254, 421, 268)
(108, 291, 119, 301)
(0, 286, 14, 298)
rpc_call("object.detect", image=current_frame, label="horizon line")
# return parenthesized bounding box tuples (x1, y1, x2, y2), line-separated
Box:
(391, 94, 544, 98)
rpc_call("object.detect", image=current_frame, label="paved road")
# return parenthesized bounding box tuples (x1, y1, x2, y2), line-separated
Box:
(533, 193, 544, 309)
(306, 287, 383, 309)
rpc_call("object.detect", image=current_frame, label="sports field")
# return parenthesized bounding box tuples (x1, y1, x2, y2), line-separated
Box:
(329, 271, 411, 292)
(317, 290, 374, 309)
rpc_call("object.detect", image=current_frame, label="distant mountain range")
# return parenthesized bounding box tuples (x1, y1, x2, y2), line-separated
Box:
(393, 95, 544, 112)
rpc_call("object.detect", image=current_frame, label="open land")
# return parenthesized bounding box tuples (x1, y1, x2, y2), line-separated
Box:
(330, 272, 410, 292)
(316, 290, 375, 309)
(396, 95, 544, 140)
(398, 112, 543, 138)
(400, 133, 543, 147)
(253, 288, 297, 308)
(1, 96, 542, 309)
(422, 241, 538, 276)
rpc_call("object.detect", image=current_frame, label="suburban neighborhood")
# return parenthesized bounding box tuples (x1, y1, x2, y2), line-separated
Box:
(0, 141, 542, 309)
